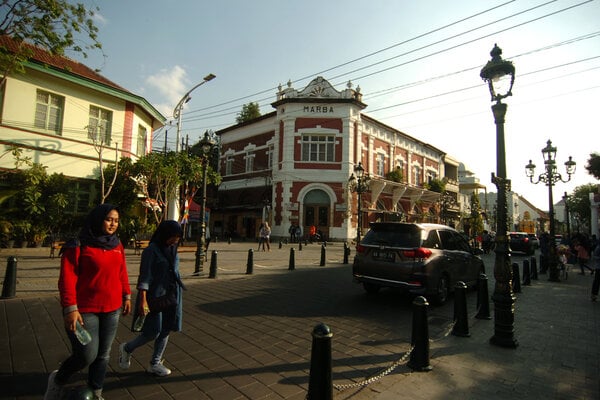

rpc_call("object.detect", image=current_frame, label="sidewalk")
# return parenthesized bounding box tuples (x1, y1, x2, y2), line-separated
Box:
(0, 243, 598, 399)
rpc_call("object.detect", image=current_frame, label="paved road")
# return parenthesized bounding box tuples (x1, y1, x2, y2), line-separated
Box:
(0, 242, 598, 399)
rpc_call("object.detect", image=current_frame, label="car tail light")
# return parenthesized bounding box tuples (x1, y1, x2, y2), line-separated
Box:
(408, 280, 423, 287)
(523, 237, 529, 243)
(402, 247, 432, 259)
(356, 243, 367, 254)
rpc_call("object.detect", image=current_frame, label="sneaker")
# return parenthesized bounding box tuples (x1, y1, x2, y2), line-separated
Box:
(148, 360, 171, 376)
(118, 343, 132, 369)
(43, 370, 61, 400)
(93, 388, 104, 400)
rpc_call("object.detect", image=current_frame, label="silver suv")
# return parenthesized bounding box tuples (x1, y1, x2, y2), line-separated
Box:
(352, 222, 485, 305)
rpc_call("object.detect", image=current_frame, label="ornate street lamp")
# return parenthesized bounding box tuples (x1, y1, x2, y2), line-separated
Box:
(167, 73, 216, 220)
(525, 140, 576, 282)
(480, 44, 518, 348)
(348, 162, 370, 243)
(194, 130, 217, 275)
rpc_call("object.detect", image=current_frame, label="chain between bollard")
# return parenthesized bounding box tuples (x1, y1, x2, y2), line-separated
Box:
(332, 346, 415, 391)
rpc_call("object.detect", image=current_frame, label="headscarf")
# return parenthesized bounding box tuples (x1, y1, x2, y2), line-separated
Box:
(150, 220, 183, 265)
(78, 204, 121, 250)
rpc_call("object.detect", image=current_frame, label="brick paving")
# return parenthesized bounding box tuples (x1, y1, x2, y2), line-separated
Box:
(0, 241, 598, 399)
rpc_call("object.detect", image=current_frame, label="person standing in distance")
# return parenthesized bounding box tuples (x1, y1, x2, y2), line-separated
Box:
(44, 204, 132, 400)
(118, 220, 185, 377)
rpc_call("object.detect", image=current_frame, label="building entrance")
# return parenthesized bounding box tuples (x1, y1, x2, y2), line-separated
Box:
(303, 189, 330, 241)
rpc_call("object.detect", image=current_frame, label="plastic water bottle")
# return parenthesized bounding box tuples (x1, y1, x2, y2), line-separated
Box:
(75, 320, 92, 345)
(133, 314, 146, 332)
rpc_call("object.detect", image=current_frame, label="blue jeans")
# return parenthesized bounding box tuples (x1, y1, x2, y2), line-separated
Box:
(55, 310, 120, 391)
(123, 311, 172, 365)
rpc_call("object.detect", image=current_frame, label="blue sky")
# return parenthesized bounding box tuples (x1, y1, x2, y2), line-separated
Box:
(75, 0, 600, 211)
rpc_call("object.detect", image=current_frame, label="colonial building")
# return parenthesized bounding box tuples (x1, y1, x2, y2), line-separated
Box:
(213, 77, 461, 242)
(0, 36, 165, 213)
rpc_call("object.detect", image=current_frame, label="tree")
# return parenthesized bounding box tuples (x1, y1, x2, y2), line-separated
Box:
(585, 153, 600, 180)
(236, 102, 261, 124)
(0, 0, 103, 87)
(567, 183, 598, 233)
(469, 192, 484, 238)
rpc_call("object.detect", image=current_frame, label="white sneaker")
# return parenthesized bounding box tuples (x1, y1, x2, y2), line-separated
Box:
(43, 370, 61, 400)
(118, 343, 132, 369)
(148, 360, 171, 376)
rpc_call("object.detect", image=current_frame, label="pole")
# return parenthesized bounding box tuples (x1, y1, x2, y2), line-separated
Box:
(564, 192, 571, 239)
(547, 173, 560, 282)
(194, 158, 208, 275)
(357, 190, 362, 243)
(489, 101, 518, 348)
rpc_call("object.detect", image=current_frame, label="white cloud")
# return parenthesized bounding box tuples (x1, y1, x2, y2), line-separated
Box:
(145, 65, 189, 119)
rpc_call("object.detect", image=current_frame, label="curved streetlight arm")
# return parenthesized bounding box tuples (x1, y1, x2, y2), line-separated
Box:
(173, 73, 216, 119)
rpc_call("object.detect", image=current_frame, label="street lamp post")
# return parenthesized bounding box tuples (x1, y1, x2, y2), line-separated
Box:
(194, 130, 217, 275)
(168, 73, 216, 220)
(525, 140, 576, 282)
(563, 191, 571, 239)
(480, 44, 518, 348)
(348, 162, 370, 243)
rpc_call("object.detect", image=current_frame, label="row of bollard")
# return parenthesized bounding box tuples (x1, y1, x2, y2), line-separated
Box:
(307, 274, 493, 398)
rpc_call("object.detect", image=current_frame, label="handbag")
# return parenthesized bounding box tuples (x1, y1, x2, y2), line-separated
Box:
(147, 283, 177, 313)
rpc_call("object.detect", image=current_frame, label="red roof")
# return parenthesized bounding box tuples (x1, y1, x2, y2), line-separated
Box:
(0, 35, 129, 92)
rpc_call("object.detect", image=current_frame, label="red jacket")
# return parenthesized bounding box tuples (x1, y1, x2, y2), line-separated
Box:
(59, 244, 131, 313)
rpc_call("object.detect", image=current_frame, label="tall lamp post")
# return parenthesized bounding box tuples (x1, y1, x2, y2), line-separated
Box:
(563, 191, 571, 239)
(525, 140, 576, 282)
(348, 162, 370, 243)
(480, 44, 518, 348)
(194, 130, 217, 275)
(168, 73, 216, 220)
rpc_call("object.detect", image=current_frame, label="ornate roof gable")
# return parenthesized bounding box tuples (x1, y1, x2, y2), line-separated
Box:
(298, 76, 342, 98)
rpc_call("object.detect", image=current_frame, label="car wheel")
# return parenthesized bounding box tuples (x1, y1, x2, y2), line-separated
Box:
(432, 274, 449, 305)
(363, 282, 381, 294)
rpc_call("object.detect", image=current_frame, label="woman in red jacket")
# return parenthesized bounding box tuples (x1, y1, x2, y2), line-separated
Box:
(44, 204, 131, 400)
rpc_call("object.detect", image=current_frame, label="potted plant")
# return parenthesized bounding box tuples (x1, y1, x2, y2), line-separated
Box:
(12, 220, 31, 248)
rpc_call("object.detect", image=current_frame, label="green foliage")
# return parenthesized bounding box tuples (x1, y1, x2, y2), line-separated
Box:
(567, 184, 598, 229)
(470, 192, 484, 236)
(235, 102, 261, 124)
(385, 167, 404, 183)
(585, 153, 600, 180)
(0, 0, 103, 84)
(425, 178, 446, 193)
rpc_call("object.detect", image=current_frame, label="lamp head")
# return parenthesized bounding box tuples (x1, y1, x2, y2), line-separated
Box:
(525, 160, 536, 178)
(480, 44, 515, 103)
(541, 139, 557, 163)
(354, 162, 365, 179)
(204, 73, 216, 82)
(565, 156, 576, 176)
(199, 130, 216, 154)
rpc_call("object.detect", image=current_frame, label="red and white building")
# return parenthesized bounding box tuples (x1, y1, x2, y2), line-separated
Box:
(213, 76, 460, 242)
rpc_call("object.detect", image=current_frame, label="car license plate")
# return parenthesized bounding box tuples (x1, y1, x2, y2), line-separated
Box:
(373, 250, 395, 262)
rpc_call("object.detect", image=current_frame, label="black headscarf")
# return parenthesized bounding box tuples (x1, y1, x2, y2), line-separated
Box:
(78, 204, 121, 250)
(150, 220, 183, 265)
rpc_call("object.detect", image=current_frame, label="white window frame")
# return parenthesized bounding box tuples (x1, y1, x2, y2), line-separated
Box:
(301, 134, 335, 162)
(88, 105, 113, 145)
(34, 90, 64, 134)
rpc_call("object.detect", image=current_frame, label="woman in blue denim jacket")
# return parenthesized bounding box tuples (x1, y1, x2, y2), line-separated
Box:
(118, 220, 185, 376)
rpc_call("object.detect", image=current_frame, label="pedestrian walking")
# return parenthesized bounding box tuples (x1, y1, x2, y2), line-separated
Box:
(294, 224, 302, 243)
(44, 204, 132, 400)
(118, 220, 185, 377)
(259, 222, 271, 251)
(289, 223, 296, 243)
(574, 237, 592, 275)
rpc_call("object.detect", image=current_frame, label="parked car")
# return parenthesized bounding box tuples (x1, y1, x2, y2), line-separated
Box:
(352, 222, 485, 305)
(527, 233, 540, 250)
(509, 232, 534, 255)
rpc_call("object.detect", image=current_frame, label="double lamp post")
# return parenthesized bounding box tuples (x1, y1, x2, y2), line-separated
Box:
(348, 162, 370, 243)
(525, 140, 576, 282)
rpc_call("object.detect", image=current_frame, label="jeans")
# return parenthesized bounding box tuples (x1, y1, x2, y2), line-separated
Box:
(124, 329, 170, 365)
(55, 310, 120, 391)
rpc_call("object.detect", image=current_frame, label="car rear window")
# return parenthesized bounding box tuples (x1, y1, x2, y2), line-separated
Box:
(361, 224, 422, 247)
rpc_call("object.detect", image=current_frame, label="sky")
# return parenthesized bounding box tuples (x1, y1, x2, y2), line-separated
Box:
(72, 0, 600, 211)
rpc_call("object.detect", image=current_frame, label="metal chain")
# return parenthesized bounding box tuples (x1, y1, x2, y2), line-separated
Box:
(333, 346, 414, 391)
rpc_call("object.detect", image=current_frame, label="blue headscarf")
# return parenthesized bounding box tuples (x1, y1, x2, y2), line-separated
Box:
(150, 220, 183, 265)
(78, 204, 121, 250)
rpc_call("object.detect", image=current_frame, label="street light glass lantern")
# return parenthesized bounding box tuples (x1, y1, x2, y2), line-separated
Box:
(541, 140, 557, 163)
(480, 44, 515, 102)
(525, 160, 536, 178)
(565, 156, 576, 176)
(200, 129, 217, 154)
(354, 162, 365, 179)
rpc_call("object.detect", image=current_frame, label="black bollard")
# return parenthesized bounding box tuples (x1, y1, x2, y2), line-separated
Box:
(246, 249, 254, 275)
(307, 323, 333, 400)
(407, 296, 432, 371)
(475, 273, 492, 320)
(522, 259, 531, 286)
(288, 247, 295, 270)
(531, 256, 538, 280)
(452, 281, 470, 337)
(539, 253, 547, 274)
(343, 242, 349, 264)
(1, 256, 17, 299)
(512, 263, 521, 293)
(279, 240, 282, 249)
(299, 241, 303, 251)
(228, 236, 232, 245)
(208, 251, 218, 278)
(320, 244, 326, 266)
